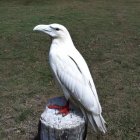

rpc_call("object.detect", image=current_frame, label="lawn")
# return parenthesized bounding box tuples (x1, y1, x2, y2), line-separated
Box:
(0, 0, 139, 139)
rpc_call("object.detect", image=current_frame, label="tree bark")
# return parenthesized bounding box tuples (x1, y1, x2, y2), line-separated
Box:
(40, 96, 87, 140)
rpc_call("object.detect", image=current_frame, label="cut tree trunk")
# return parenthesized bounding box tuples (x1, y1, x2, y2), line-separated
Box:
(40, 96, 87, 140)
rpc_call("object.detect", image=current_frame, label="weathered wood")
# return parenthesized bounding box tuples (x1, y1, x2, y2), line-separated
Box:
(40, 96, 87, 140)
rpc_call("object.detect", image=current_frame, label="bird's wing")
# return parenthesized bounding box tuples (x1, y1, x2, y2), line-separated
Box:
(50, 50, 101, 115)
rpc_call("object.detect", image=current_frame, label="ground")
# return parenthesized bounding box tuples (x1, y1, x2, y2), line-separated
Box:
(0, 0, 140, 139)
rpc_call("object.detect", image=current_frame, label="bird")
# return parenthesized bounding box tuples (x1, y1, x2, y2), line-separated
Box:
(33, 23, 107, 133)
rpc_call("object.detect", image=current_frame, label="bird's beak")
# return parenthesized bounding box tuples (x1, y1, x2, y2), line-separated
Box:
(33, 24, 51, 32)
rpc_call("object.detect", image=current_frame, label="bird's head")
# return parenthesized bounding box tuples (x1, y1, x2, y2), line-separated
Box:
(33, 23, 70, 39)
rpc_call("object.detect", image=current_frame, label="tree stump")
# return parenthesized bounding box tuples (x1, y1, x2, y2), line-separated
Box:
(40, 96, 87, 140)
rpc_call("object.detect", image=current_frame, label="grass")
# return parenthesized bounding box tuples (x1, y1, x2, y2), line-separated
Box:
(0, 0, 140, 139)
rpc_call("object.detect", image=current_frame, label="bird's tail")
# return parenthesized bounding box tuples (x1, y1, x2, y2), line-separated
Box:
(87, 112, 107, 133)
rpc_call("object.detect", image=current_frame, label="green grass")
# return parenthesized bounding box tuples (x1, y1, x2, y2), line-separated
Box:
(0, 0, 140, 139)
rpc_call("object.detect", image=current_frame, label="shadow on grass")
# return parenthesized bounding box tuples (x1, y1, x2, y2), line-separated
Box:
(34, 121, 41, 140)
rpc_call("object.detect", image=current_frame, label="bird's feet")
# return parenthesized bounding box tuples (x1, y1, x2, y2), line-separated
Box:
(48, 101, 69, 116)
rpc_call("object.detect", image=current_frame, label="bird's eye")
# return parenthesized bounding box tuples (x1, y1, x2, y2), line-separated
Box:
(55, 28, 60, 31)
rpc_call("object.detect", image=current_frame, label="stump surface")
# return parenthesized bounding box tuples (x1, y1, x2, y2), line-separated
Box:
(40, 96, 86, 140)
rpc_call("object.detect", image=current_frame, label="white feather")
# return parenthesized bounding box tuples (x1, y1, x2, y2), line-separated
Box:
(33, 23, 107, 133)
